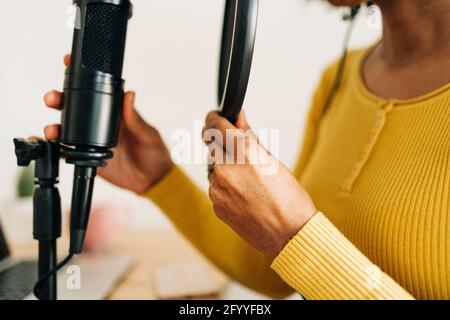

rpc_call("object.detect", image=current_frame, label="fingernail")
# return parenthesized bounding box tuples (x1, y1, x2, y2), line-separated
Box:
(27, 136, 40, 142)
(45, 91, 56, 102)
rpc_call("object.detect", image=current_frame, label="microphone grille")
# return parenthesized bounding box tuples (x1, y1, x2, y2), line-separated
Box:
(81, 3, 129, 77)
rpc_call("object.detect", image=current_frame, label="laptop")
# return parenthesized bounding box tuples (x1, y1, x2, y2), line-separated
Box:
(0, 218, 133, 300)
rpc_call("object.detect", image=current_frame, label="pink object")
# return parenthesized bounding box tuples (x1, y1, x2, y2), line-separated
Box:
(81, 205, 122, 252)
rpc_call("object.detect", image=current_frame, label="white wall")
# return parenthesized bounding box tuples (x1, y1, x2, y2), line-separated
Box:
(0, 1, 381, 227)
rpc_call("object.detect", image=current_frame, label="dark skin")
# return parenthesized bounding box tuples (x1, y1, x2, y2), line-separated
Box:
(43, 0, 450, 260)
(333, 0, 450, 99)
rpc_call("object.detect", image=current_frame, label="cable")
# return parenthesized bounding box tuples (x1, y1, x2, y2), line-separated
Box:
(321, 5, 361, 116)
(33, 253, 75, 299)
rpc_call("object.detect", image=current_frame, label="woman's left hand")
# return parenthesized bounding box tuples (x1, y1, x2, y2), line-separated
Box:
(203, 111, 317, 261)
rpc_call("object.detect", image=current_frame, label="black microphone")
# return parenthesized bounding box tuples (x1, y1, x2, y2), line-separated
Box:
(61, 0, 132, 254)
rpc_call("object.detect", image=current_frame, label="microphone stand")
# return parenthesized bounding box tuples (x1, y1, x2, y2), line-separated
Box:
(14, 139, 62, 300)
(13, 135, 113, 300)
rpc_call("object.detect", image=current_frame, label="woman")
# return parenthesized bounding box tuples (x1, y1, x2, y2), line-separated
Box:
(43, 0, 449, 299)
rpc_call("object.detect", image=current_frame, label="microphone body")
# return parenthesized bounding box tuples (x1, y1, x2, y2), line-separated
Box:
(62, 0, 132, 148)
(61, 0, 132, 254)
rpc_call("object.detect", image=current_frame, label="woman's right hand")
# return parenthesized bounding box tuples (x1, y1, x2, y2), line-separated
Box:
(44, 55, 174, 194)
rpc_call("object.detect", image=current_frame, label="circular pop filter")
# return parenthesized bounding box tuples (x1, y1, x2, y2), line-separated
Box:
(218, 0, 259, 124)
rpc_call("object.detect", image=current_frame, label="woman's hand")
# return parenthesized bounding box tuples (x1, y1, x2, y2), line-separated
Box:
(44, 55, 173, 194)
(203, 111, 317, 261)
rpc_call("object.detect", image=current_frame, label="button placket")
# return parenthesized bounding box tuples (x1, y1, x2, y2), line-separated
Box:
(341, 101, 394, 193)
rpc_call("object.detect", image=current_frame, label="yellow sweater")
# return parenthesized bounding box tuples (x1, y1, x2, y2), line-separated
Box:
(145, 48, 450, 300)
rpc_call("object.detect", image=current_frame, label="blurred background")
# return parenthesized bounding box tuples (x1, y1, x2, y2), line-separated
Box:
(0, 0, 381, 299)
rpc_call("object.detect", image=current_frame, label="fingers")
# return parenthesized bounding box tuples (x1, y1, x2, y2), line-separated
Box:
(203, 111, 243, 150)
(205, 111, 237, 135)
(41, 54, 69, 142)
(64, 54, 71, 67)
(44, 124, 61, 141)
(206, 139, 227, 176)
(235, 110, 250, 131)
(205, 110, 250, 133)
(44, 90, 63, 110)
(122, 91, 139, 130)
(235, 110, 259, 140)
(121, 91, 157, 139)
(208, 169, 228, 200)
(43, 55, 69, 110)
(27, 136, 41, 142)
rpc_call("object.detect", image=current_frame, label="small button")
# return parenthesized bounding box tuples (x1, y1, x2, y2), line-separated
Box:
(379, 101, 394, 112)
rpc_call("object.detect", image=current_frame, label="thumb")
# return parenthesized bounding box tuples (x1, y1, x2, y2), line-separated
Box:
(122, 91, 154, 137)
(235, 110, 258, 140)
(235, 110, 250, 131)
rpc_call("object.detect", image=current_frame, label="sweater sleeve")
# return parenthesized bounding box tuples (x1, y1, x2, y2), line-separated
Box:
(271, 57, 414, 300)
(145, 55, 414, 300)
(144, 166, 294, 299)
(271, 212, 414, 299)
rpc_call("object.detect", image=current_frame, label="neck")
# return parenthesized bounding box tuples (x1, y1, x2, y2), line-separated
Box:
(374, 0, 450, 65)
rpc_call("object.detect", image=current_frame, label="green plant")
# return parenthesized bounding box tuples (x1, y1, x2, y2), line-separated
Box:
(16, 164, 35, 198)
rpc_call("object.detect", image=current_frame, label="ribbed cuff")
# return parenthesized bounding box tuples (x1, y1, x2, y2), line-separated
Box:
(144, 165, 211, 226)
(271, 212, 414, 300)
(145, 165, 186, 203)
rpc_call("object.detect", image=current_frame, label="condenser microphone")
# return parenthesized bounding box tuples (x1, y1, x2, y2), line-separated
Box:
(61, 0, 132, 254)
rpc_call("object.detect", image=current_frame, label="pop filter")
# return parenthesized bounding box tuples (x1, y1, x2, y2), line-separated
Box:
(218, 0, 259, 124)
